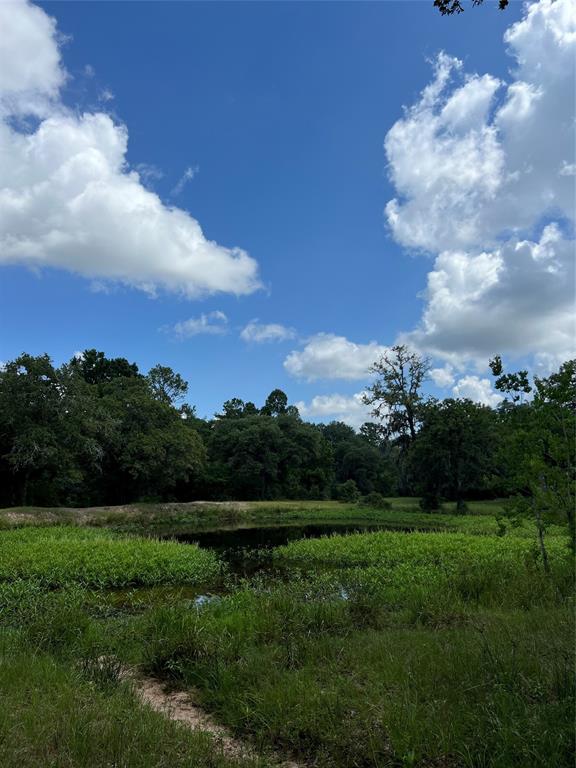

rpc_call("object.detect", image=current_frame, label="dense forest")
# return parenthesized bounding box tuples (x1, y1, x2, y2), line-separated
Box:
(0, 348, 574, 541)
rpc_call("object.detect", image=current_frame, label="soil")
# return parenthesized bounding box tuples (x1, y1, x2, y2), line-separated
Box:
(127, 671, 303, 768)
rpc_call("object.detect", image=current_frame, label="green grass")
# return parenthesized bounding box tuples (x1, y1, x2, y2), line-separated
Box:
(0, 504, 573, 767)
(133, 528, 573, 766)
(0, 526, 223, 587)
(1, 498, 566, 541)
(274, 526, 569, 566)
(0, 645, 262, 768)
(137, 585, 574, 768)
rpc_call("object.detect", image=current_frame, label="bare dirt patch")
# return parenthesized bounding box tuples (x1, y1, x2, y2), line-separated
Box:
(0, 501, 251, 528)
(129, 673, 302, 768)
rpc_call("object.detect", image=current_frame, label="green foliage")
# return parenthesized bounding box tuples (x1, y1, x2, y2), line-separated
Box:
(0, 348, 574, 536)
(138, 572, 572, 767)
(358, 492, 391, 510)
(70, 348, 140, 384)
(146, 364, 188, 405)
(0, 504, 573, 768)
(321, 420, 396, 496)
(434, 0, 509, 14)
(204, 413, 333, 500)
(274, 528, 570, 574)
(412, 397, 498, 503)
(334, 479, 361, 503)
(364, 345, 430, 445)
(0, 352, 205, 507)
(0, 527, 223, 587)
(492, 358, 576, 552)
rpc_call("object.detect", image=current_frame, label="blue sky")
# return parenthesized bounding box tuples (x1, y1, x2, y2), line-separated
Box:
(1, 0, 573, 425)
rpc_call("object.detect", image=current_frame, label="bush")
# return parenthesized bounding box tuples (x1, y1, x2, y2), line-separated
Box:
(359, 492, 391, 510)
(419, 492, 442, 513)
(335, 480, 361, 503)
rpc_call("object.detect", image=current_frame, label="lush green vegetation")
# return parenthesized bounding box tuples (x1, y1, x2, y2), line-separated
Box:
(1, 350, 573, 549)
(1, 509, 573, 767)
(0, 527, 223, 587)
(0, 646, 261, 768)
(134, 527, 573, 767)
(0, 346, 573, 766)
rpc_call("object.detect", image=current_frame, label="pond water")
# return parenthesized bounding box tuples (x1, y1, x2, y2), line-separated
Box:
(165, 521, 390, 551)
(160, 520, 416, 579)
(107, 521, 416, 611)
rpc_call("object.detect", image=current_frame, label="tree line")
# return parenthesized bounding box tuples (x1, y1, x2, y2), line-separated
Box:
(0, 347, 573, 544)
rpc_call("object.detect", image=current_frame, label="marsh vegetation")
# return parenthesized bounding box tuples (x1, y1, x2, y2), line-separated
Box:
(0, 498, 573, 767)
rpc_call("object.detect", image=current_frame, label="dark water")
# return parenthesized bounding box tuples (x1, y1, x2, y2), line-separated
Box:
(158, 522, 395, 578)
(165, 522, 388, 552)
(106, 522, 411, 609)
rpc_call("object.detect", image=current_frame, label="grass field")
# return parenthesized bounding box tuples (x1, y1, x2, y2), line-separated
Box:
(0, 500, 573, 767)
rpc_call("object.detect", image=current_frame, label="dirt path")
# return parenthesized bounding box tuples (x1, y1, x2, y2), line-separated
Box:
(129, 672, 303, 768)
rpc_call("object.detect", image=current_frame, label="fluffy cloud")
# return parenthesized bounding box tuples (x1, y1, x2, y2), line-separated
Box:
(452, 376, 502, 408)
(430, 364, 455, 389)
(386, 0, 575, 364)
(284, 334, 387, 381)
(170, 311, 228, 338)
(0, 0, 260, 298)
(240, 320, 296, 343)
(295, 392, 373, 430)
(405, 224, 575, 362)
(0, 0, 65, 116)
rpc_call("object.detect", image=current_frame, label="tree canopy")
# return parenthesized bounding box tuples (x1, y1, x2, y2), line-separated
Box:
(0, 350, 573, 534)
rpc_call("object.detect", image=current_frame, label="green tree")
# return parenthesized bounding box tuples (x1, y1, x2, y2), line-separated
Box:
(98, 377, 205, 502)
(70, 349, 140, 385)
(147, 365, 188, 405)
(0, 355, 108, 505)
(364, 345, 430, 493)
(260, 389, 289, 417)
(364, 345, 430, 445)
(492, 358, 576, 563)
(412, 398, 498, 511)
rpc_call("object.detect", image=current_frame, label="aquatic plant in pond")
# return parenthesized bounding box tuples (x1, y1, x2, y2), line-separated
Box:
(0, 527, 223, 587)
(273, 528, 570, 570)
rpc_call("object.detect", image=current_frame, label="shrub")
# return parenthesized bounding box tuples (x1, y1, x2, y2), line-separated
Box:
(335, 480, 361, 503)
(359, 492, 391, 510)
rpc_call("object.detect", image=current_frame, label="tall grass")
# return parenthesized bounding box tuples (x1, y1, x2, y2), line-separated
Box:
(136, 584, 574, 768)
(0, 646, 262, 768)
(0, 526, 223, 587)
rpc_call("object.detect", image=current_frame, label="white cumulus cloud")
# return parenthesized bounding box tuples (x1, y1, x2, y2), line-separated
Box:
(430, 364, 455, 389)
(0, 0, 260, 299)
(284, 334, 388, 381)
(169, 311, 228, 338)
(452, 376, 502, 408)
(240, 320, 296, 343)
(386, 0, 575, 365)
(295, 391, 373, 430)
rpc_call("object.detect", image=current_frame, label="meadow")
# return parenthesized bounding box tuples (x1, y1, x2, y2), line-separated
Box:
(0, 500, 573, 767)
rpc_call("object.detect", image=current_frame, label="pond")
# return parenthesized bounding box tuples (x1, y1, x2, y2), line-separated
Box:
(106, 521, 418, 611)
(165, 521, 390, 550)
(159, 520, 417, 577)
